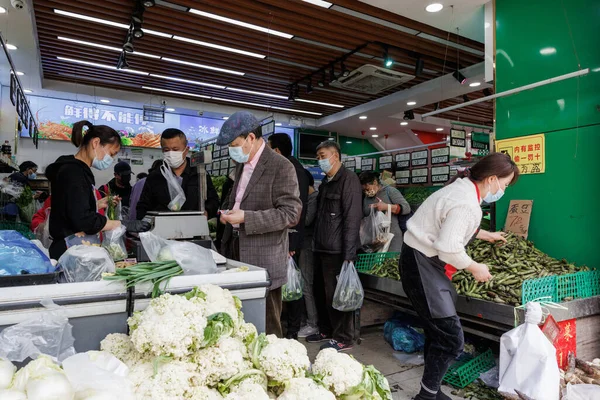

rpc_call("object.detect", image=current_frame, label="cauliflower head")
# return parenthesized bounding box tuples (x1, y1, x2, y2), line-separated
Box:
(311, 348, 363, 396)
(128, 293, 207, 358)
(191, 337, 252, 387)
(128, 359, 200, 400)
(277, 378, 336, 400)
(250, 334, 309, 384)
(233, 322, 257, 348)
(100, 333, 143, 367)
(224, 381, 269, 400)
(187, 386, 223, 400)
(195, 284, 242, 327)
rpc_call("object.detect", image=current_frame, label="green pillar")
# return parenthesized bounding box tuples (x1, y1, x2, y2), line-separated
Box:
(495, 0, 600, 267)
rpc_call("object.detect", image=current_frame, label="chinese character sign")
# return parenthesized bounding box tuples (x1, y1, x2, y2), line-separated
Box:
(504, 200, 533, 238)
(496, 134, 545, 174)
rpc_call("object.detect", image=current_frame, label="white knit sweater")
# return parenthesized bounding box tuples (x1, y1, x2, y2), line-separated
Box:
(404, 178, 482, 270)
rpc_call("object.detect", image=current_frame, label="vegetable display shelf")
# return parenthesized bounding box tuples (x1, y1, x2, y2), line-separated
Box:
(0, 259, 270, 353)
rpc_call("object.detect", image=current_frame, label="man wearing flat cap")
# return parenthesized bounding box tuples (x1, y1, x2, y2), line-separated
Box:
(218, 111, 302, 337)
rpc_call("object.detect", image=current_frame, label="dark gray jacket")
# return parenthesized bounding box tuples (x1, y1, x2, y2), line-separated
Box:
(313, 167, 362, 260)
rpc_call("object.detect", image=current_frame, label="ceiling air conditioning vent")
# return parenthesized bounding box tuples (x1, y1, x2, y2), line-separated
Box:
(330, 64, 414, 94)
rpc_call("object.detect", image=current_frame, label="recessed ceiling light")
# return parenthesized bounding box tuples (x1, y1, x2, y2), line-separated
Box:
(372, 135, 379, 138)
(275, 123, 283, 126)
(414, 133, 418, 136)
(400, 122, 408, 126)
(100, 99, 110, 103)
(436, 127, 444, 131)
(0, 6, 7, 13)
(272, 106, 322, 116)
(469, 82, 481, 87)
(226, 87, 287, 99)
(150, 74, 226, 89)
(162, 57, 245, 76)
(295, 99, 344, 108)
(302, 0, 333, 8)
(359, 116, 367, 120)
(407, 101, 417, 106)
(540, 47, 557, 55)
(346, 141, 352, 144)
(370, 127, 377, 130)
(23, 89, 33, 94)
(6, 44, 17, 50)
(166, 108, 176, 112)
(222, 116, 229, 120)
(425, 3, 444, 12)
(142, 86, 211, 99)
(189, 9, 293, 39)
(173, 36, 265, 59)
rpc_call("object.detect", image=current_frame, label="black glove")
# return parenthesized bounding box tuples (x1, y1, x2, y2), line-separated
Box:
(122, 220, 151, 233)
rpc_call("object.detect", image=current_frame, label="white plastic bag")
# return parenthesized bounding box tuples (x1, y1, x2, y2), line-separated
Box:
(160, 163, 186, 211)
(62, 351, 135, 400)
(101, 226, 127, 261)
(498, 302, 560, 400)
(59, 246, 116, 283)
(282, 257, 303, 302)
(34, 207, 52, 249)
(139, 232, 217, 275)
(332, 261, 364, 312)
(563, 384, 600, 400)
(0, 299, 75, 363)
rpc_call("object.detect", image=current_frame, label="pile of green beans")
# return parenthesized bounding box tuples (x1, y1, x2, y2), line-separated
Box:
(368, 258, 401, 280)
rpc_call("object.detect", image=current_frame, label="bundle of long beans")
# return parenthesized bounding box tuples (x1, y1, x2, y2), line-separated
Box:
(103, 261, 182, 298)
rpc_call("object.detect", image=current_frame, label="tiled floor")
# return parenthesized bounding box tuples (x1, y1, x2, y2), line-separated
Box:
(303, 326, 463, 400)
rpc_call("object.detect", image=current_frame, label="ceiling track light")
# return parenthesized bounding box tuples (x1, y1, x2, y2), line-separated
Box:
(483, 88, 492, 96)
(453, 70, 467, 84)
(293, 84, 300, 98)
(463, 94, 469, 102)
(329, 65, 337, 83)
(143, 0, 155, 7)
(414, 56, 424, 76)
(132, 21, 144, 38)
(306, 79, 313, 94)
(132, 1, 145, 24)
(317, 71, 326, 87)
(340, 61, 349, 77)
(403, 110, 414, 120)
(434, 102, 440, 111)
(383, 46, 393, 68)
(288, 86, 295, 101)
(117, 52, 130, 69)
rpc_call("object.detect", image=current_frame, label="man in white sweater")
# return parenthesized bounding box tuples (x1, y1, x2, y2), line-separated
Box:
(400, 153, 519, 400)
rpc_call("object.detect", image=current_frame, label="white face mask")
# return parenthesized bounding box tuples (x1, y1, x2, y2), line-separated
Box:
(163, 150, 185, 169)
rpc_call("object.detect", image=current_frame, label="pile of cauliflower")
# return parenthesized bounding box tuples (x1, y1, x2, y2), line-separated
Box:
(0, 284, 392, 400)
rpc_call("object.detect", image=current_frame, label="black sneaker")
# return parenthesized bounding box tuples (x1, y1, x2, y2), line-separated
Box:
(319, 339, 353, 352)
(305, 333, 331, 343)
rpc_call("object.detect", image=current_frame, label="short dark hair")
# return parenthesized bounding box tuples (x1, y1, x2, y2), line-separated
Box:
(359, 171, 380, 185)
(316, 140, 340, 158)
(136, 172, 148, 180)
(161, 128, 188, 145)
(150, 159, 163, 173)
(19, 161, 37, 172)
(268, 133, 293, 157)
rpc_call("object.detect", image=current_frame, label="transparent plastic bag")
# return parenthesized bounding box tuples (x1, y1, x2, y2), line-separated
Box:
(139, 232, 217, 275)
(480, 366, 499, 389)
(360, 208, 386, 246)
(58, 245, 116, 283)
(102, 226, 127, 261)
(34, 207, 52, 249)
(65, 232, 101, 248)
(0, 299, 75, 363)
(332, 261, 364, 312)
(282, 257, 303, 302)
(0, 230, 54, 276)
(160, 163, 186, 211)
(62, 351, 135, 400)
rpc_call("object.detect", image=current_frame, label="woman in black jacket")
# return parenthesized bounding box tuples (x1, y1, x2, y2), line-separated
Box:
(47, 120, 148, 260)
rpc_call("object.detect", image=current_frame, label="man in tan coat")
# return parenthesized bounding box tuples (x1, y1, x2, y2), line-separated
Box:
(218, 111, 301, 337)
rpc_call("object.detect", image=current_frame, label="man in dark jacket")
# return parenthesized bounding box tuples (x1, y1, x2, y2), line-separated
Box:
(267, 133, 309, 339)
(100, 161, 133, 208)
(306, 140, 362, 352)
(136, 129, 219, 220)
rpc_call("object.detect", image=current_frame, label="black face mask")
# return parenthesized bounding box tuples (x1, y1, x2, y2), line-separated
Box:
(120, 174, 132, 185)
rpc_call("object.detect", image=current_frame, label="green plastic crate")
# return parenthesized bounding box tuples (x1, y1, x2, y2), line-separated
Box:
(588, 271, 600, 298)
(522, 270, 600, 304)
(443, 349, 495, 388)
(0, 221, 35, 240)
(355, 252, 400, 273)
(522, 275, 556, 304)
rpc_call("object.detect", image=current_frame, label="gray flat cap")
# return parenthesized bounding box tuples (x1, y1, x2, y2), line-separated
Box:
(216, 111, 260, 146)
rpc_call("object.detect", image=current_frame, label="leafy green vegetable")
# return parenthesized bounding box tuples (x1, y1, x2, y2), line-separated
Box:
(103, 261, 182, 298)
(248, 333, 269, 370)
(202, 312, 235, 348)
(182, 287, 207, 301)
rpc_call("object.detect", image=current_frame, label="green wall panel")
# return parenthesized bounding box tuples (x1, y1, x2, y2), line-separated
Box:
(339, 135, 378, 156)
(496, 0, 600, 267)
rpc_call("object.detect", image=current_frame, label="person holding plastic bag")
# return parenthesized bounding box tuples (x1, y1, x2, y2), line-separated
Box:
(46, 120, 151, 260)
(359, 171, 411, 252)
(400, 153, 519, 400)
(136, 128, 219, 220)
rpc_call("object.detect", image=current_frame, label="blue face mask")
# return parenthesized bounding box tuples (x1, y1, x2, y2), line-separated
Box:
(28, 173, 36, 180)
(229, 137, 252, 164)
(483, 179, 504, 203)
(92, 146, 114, 171)
(318, 155, 334, 174)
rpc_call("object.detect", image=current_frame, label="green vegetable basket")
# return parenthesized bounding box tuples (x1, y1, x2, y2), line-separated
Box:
(521, 269, 600, 304)
(443, 349, 495, 388)
(355, 252, 400, 273)
(0, 221, 35, 240)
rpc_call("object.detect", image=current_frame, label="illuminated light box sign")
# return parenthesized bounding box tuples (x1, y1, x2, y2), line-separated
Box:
(395, 153, 410, 169)
(379, 155, 393, 170)
(431, 165, 450, 183)
(395, 169, 409, 185)
(431, 147, 450, 164)
(411, 150, 429, 167)
(411, 167, 429, 184)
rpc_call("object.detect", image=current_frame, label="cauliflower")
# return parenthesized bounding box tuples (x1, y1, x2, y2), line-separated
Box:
(100, 333, 143, 367)
(194, 284, 242, 326)
(128, 359, 200, 400)
(277, 378, 335, 400)
(128, 293, 207, 358)
(311, 348, 363, 396)
(249, 334, 309, 385)
(187, 386, 223, 400)
(233, 322, 257, 348)
(191, 337, 252, 387)
(224, 381, 269, 400)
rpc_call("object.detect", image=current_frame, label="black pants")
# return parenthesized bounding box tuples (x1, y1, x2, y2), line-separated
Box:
(400, 245, 464, 394)
(313, 252, 353, 344)
(286, 252, 303, 336)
